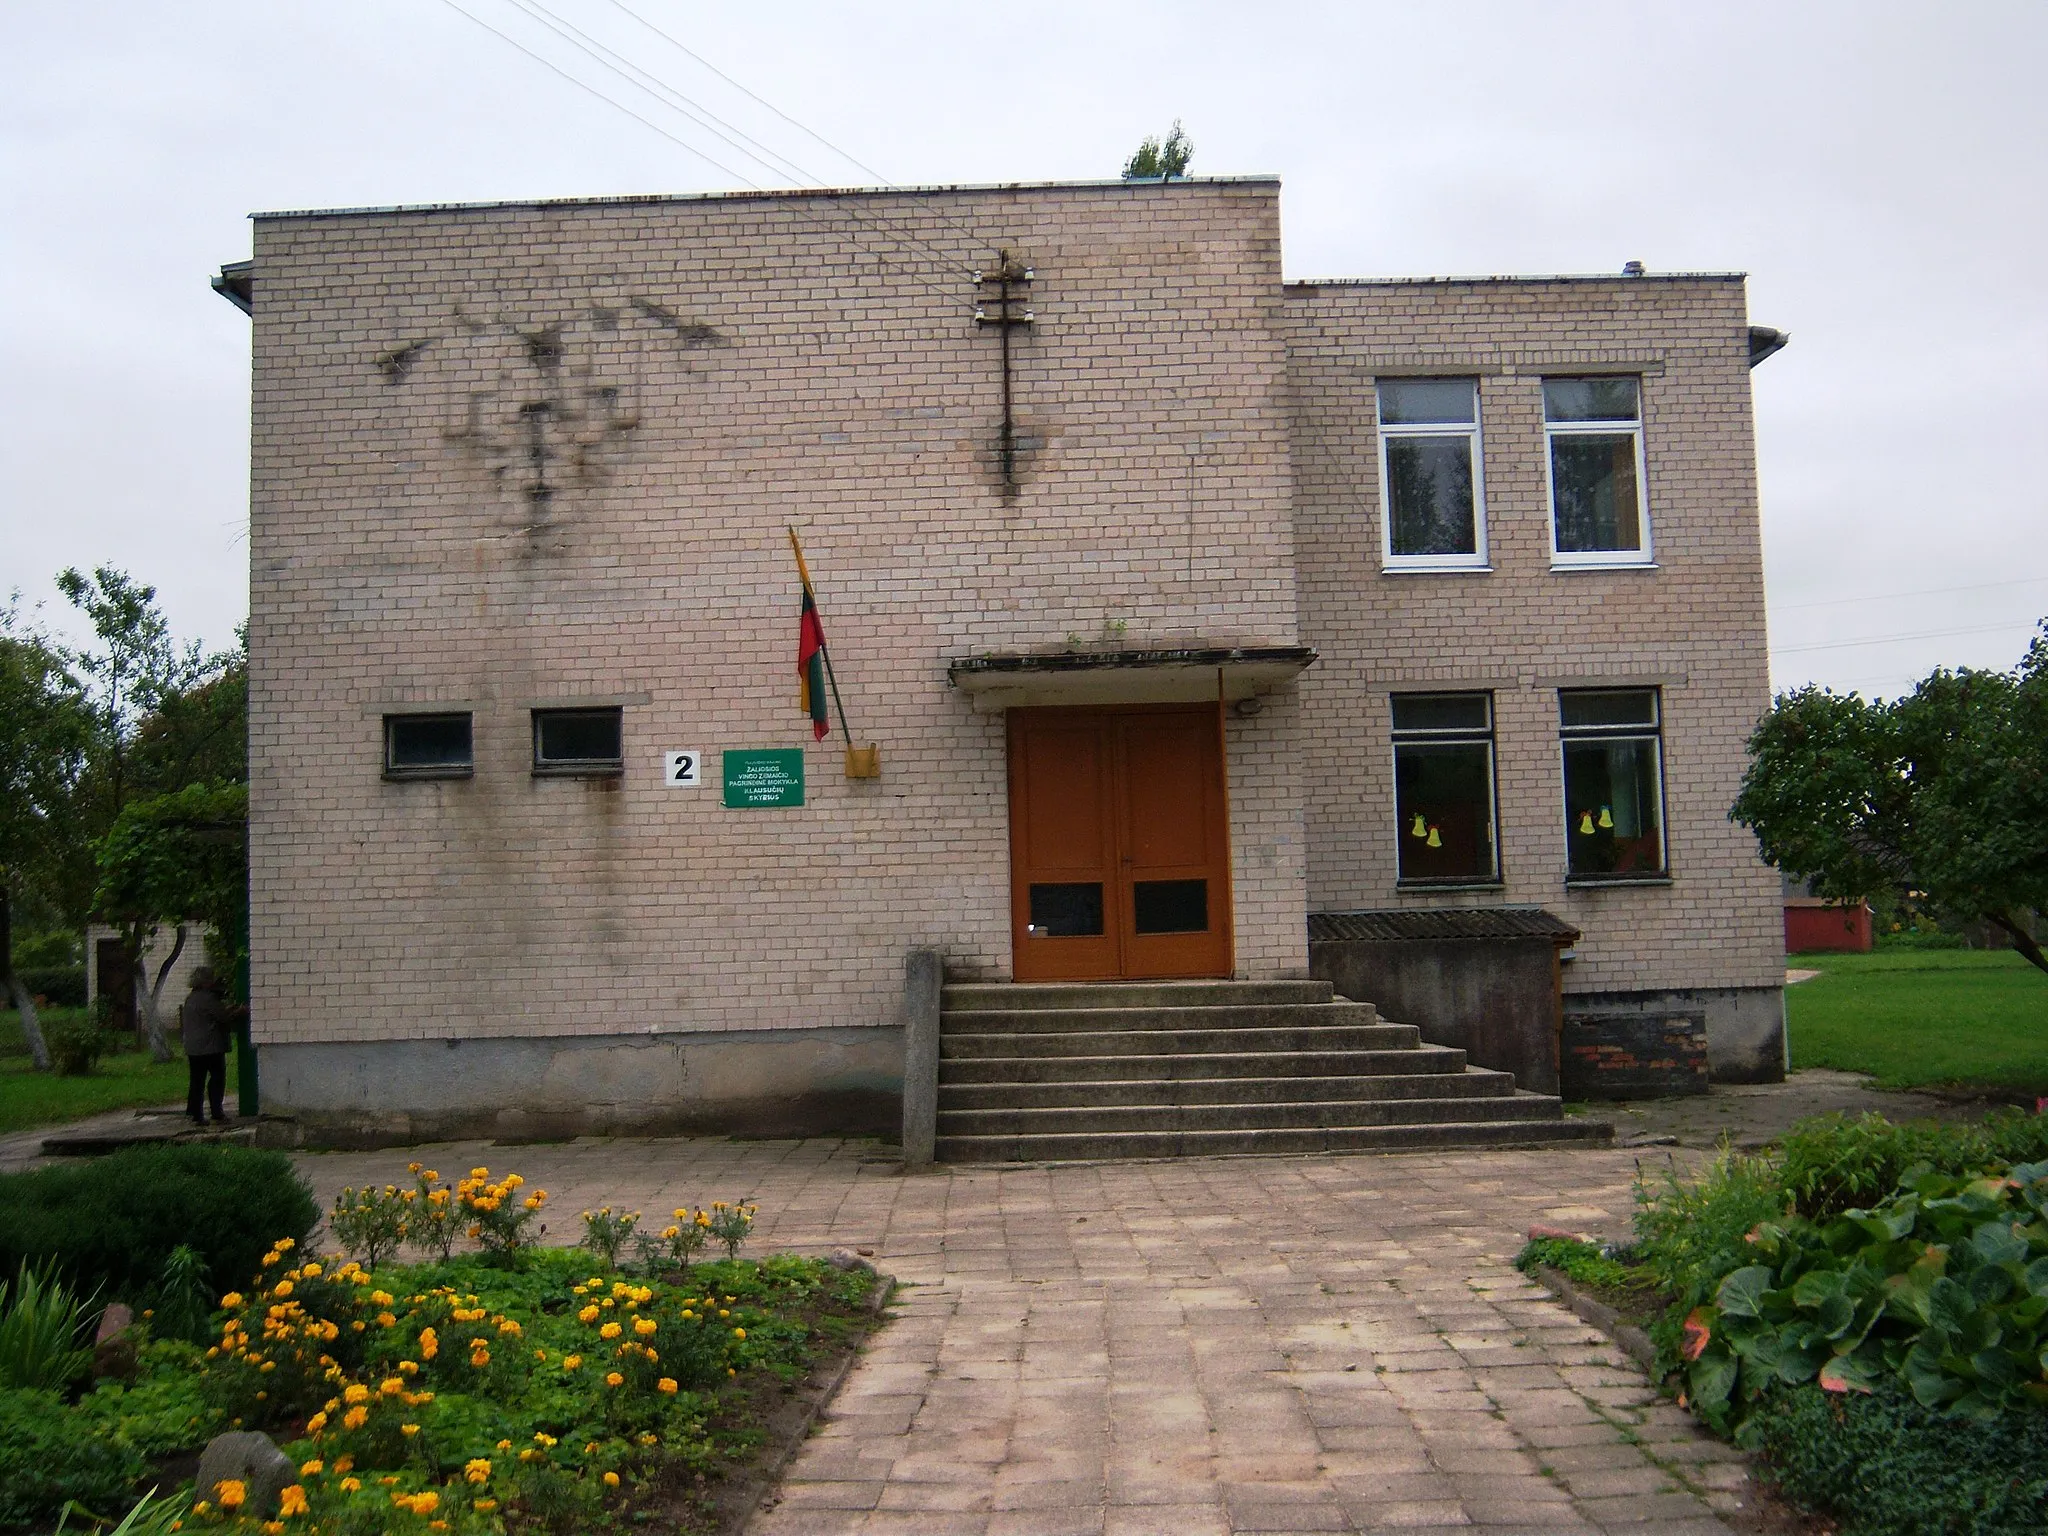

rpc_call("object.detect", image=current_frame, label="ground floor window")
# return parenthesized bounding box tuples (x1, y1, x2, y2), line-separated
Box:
(1559, 688, 1665, 879)
(384, 713, 472, 779)
(533, 707, 624, 775)
(1391, 692, 1498, 884)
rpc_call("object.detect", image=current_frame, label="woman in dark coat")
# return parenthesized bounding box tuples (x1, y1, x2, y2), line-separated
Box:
(179, 966, 232, 1126)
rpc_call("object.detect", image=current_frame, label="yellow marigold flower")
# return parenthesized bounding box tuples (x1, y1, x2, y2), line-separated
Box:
(332, 1455, 353, 1474)
(272, 1281, 294, 1299)
(401, 1423, 419, 1437)
(733, 1328, 746, 1339)
(221, 1291, 244, 1309)
(498, 1318, 522, 1337)
(603, 1471, 620, 1488)
(474, 1497, 498, 1513)
(464, 1458, 492, 1484)
(339, 1477, 361, 1493)
(470, 1348, 490, 1368)
(658, 1376, 678, 1394)
(535, 1348, 547, 1361)
(599, 1321, 622, 1340)
(299, 1459, 323, 1476)
(192, 1503, 211, 1517)
(397, 1359, 418, 1375)
(469, 1167, 488, 1178)
(379, 1377, 404, 1396)
(217, 1480, 247, 1510)
(409, 1491, 438, 1515)
(278, 1485, 309, 1518)
(343, 1384, 371, 1405)
(301, 1262, 322, 1278)
(342, 1406, 369, 1431)
(533, 1432, 557, 1448)
(563, 1353, 582, 1369)
(605, 1371, 624, 1387)
(633, 1317, 657, 1337)
(370, 1290, 393, 1307)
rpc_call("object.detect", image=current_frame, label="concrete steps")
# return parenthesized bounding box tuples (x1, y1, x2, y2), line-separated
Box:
(936, 980, 1606, 1164)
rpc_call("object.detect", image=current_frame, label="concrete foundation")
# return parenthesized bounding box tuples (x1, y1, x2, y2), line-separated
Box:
(262, 1026, 903, 1147)
(1562, 986, 1785, 1085)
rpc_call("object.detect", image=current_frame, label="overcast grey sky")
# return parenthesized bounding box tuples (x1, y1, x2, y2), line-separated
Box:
(4, 1, 2043, 697)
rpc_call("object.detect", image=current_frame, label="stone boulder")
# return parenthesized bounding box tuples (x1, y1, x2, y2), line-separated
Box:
(194, 1430, 296, 1518)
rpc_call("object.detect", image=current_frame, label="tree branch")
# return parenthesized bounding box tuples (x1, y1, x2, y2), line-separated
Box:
(1985, 910, 2048, 979)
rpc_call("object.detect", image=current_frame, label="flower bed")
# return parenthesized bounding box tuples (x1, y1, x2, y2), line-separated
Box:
(0, 1165, 884, 1535)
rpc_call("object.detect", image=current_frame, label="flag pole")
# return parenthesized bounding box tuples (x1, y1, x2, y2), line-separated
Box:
(788, 526, 857, 746)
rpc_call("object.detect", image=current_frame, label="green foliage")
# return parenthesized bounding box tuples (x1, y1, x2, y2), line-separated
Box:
(579, 1206, 640, 1268)
(92, 781, 249, 1005)
(0, 1386, 148, 1527)
(1122, 120, 1194, 178)
(1678, 1161, 2048, 1433)
(1514, 1236, 1649, 1293)
(1746, 1377, 2048, 1534)
(152, 1245, 214, 1346)
(0, 1261, 97, 1392)
(1732, 625, 2048, 976)
(632, 1207, 710, 1273)
(0, 1142, 318, 1305)
(75, 1345, 220, 1458)
(706, 1199, 757, 1260)
(46, 1012, 110, 1075)
(15, 963, 88, 1006)
(53, 1483, 194, 1536)
(1875, 927, 1969, 950)
(0, 1045, 187, 1136)
(1780, 1110, 2048, 1220)
(330, 1183, 414, 1268)
(1633, 1146, 1789, 1370)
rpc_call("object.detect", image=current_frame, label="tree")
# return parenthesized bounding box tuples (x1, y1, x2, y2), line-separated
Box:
(93, 782, 250, 1061)
(56, 569, 243, 1057)
(1731, 623, 2048, 976)
(1122, 121, 1194, 179)
(0, 605, 90, 1071)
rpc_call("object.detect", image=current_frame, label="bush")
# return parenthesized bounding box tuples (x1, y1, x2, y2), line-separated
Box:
(45, 1014, 109, 1076)
(1874, 928, 1968, 951)
(13, 965, 87, 1008)
(0, 1143, 317, 1306)
(1779, 1110, 2048, 1220)
(1633, 1146, 1787, 1369)
(1514, 1236, 1648, 1294)
(1748, 1378, 2048, 1534)
(0, 1386, 148, 1527)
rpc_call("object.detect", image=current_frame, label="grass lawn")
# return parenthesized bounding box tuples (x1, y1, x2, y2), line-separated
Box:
(0, 1006, 185, 1135)
(1787, 948, 2048, 1095)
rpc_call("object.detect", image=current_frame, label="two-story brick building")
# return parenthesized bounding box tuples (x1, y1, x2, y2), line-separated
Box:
(216, 176, 1785, 1147)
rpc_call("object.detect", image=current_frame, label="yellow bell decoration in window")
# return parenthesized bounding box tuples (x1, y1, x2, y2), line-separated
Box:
(1578, 811, 1595, 835)
(1411, 813, 1429, 838)
(1597, 805, 1614, 829)
(1425, 825, 1442, 849)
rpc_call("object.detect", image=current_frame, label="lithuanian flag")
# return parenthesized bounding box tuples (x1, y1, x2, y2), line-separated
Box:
(791, 531, 830, 740)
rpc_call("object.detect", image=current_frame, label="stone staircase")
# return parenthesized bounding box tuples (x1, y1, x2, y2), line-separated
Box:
(936, 979, 1609, 1163)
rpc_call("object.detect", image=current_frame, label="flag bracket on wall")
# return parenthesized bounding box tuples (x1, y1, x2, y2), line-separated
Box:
(788, 526, 881, 780)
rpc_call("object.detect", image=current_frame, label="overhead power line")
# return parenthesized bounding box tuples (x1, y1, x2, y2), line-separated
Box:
(1773, 573, 2048, 613)
(1772, 618, 2042, 657)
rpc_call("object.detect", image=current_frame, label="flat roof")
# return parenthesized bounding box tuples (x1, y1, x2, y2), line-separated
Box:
(1287, 271, 1746, 287)
(249, 174, 1283, 223)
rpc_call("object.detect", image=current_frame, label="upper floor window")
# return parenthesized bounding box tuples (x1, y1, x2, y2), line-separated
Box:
(1544, 377, 1650, 566)
(1391, 692, 1499, 884)
(1376, 378, 1486, 571)
(383, 713, 472, 780)
(532, 707, 623, 776)
(1559, 688, 1666, 880)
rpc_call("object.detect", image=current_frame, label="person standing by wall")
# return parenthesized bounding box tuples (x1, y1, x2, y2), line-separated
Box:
(179, 965, 234, 1126)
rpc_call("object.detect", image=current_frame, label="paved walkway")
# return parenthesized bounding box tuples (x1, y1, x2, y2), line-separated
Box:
(296, 1139, 1754, 1534)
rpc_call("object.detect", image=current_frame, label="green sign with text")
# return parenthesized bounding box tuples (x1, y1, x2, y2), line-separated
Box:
(722, 749, 805, 808)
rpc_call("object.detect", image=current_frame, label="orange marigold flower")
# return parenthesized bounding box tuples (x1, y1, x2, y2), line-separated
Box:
(603, 1471, 620, 1488)
(217, 1480, 247, 1510)
(605, 1371, 624, 1387)
(658, 1377, 678, 1395)
(278, 1485, 309, 1518)
(342, 1406, 369, 1431)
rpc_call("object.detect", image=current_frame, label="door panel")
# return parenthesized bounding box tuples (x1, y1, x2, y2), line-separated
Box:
(1008, 705, 1233, 980)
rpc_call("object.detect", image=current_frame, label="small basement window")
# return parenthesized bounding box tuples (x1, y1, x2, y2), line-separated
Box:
(532, 707, 624, 775)
(384, 713, 473, 779)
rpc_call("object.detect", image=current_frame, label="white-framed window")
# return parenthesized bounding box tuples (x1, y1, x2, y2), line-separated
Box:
(1375, 378, 1487, 570)
(1391, 692, 1500, 884)
(1544, 377, 1651, 567)
(1558, 688, 1666, 881)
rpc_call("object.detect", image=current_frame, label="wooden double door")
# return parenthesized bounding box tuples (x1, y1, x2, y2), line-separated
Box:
(1007, 704, 1234, 981)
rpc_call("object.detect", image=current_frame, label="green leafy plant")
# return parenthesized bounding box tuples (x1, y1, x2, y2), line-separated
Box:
(1633, 1145, 1788, 1370)
(1780, 1110, 2048, 1220)
(0, 1260, 97, 1392)
(1121, 120, 1194, 179)
(149, 1244, 212, 1346)
(52, 1483, 189, 1536)
(0, 1386, 148, 1527)
(1515, 1236, 1653, 1294)
(1679, 1160, 2048, 1433)
(579, 1206, 640, 1269)
(453, 1167, 548, 1258)
(329, 1183, 412, 1268)
(0, 1142, 317, 1305)
(633, 1207, 710, 1274)
(403, 1162, 461, 1261)
(45, 1013, 108, 1076)
(706, 1200, 757, 1260)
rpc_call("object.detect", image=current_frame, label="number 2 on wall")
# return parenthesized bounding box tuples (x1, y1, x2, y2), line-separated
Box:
(663, 751, 702, 787)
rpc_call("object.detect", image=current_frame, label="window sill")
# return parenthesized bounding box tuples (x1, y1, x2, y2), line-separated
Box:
(1396, 880, 1505, 891)
(1550, 560, 1658, 572)
(1565, 876, 1673, 889)
(383, 769, 473, 782)
(1382, 564, 1492, 575)
(532, 765, 625, 779)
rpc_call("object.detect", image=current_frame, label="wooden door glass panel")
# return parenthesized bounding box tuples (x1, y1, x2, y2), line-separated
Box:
(1029, 882, 1104, 937)
(1133, 878, 1207, 934)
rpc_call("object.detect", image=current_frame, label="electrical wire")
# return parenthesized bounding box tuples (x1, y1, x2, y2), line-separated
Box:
(1772, 573, 2048, 612)
(1772, 618, 2042, 657)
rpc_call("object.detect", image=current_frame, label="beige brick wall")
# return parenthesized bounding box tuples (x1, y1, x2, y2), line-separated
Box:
(245, 180, 1309, 1049)
(1284, 276, 1783, 999)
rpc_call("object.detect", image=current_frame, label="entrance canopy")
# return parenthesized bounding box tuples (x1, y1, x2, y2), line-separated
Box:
(948, 645, 1315, 713)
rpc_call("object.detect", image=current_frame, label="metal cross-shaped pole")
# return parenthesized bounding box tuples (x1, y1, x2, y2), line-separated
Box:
(975, 251, 1034, 495)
